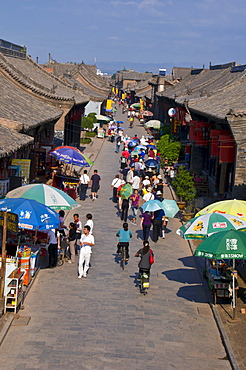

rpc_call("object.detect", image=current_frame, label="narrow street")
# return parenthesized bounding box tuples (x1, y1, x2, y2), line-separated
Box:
(0, 108, 231, 369)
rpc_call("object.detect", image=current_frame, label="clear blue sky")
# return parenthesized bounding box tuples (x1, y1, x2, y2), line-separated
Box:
(1, 0, 245, 71)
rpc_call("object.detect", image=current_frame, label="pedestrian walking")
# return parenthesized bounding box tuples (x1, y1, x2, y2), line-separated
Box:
(116, 222, 132, 260)
(68, 222, 77, 263)
(140, 211, 152, 241)
(121, 197, 130, 222)
(130, 189, 140, 225)
(78, 225, 94, 278)
(161, 217, 169, 239)
(142, 187, 154, 204)
(85, 213, 94, 234)
(132, 171, 140, 192)
(111, 174, 122, 203)
(126, 166, 134, 184)
(90, 169, 101, 200)
(152, 208, 165, 243)
(78, 170, 90, 201)
(115, 135, 121, 153)
(47, 229, 58, 268)
(73, 213, 82, 254)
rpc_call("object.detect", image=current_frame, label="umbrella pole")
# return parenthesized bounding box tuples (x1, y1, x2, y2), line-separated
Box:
(232, 259, 236, 320)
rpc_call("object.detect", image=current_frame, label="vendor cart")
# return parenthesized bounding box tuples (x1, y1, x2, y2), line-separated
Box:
(203, 259, 234, 304)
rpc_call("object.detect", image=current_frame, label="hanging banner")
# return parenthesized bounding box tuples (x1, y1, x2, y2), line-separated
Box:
(111, 87, 115, 93)
(140, 99, 145, 111)
(106, 99, 113, 111)
(122, 93, 126, 100)
(115, 88, 118, 95)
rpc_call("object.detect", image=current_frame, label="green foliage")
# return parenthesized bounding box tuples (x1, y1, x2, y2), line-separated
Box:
(85, 131, 96, 138)
(161, 125, 171, 135)
(81, 113, 96, 131)
(172, 166, 196, 203)
(80, 138, 92, 144)
(156, 134, 181, 165)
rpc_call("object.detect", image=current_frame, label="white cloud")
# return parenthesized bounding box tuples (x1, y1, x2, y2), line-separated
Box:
(108, 36, 121, 40)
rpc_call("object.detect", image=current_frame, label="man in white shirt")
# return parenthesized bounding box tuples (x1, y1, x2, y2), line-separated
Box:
(79, 170, 90, 201)
(126, 166, 134, 184)
(78, 226, 95, 278)
(85, 213, 94, 234)
(47, 229, 58, 268)
(132, 172, 140, 191)
(111, 174, 122, 203)
(142, 176, 150, 187)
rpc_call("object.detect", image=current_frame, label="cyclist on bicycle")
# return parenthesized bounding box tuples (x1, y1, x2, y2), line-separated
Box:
(129, 116, 134, 128)
(135, 240, 153, 278)
(116, 222, 132, 261)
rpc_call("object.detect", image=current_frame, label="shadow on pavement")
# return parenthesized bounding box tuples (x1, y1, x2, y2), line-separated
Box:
(129, 272, 140, 288)
(177, 285, 208, 303)
(162, 268, 201, 284)
(178, 256, 197, 268)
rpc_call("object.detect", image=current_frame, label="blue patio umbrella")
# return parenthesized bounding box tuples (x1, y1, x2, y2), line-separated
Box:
(141, 199, 164, 213)
(116, 121, 124, 124)
(118, 126, 124, 130)
(145, 159, 159, 167)
(135, 145, 147, 150)
(147, 144, 157, 149)
(0, 198, 59, 230)
(161, 199, 179, 218)
(128, 139, 139, 148)
(49, 146, 92, 167)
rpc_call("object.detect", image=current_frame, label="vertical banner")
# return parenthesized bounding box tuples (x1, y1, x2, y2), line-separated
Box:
(111, 87, 115, 93)
(115, 88, 118, 95)
(106, 99, 113, 111)
(122, 93, 125, 100)
(140, 99, 145, 111)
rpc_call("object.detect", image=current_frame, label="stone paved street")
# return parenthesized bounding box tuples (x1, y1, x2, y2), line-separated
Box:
(0, 108, 231, 369)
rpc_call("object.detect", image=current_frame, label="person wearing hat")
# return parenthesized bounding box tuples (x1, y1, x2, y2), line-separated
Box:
(142, 187, 155, 204)
(155, 190, 163, 202)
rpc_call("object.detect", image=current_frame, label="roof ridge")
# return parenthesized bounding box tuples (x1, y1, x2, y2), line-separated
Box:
(0, 54, 75, 102)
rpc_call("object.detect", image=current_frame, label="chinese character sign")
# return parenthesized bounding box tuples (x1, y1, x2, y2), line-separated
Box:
(226, 238, 238, 251)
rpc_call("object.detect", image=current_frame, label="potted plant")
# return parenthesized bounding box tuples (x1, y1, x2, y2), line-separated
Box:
(172, 166, 196, 220)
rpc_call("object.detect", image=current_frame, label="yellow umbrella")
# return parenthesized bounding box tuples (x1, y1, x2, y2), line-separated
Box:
(196, 199, 246, 221)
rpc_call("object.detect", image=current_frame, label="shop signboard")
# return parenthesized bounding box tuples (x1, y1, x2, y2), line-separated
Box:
(0, 211, 18, 232)
(11, 159, 31, 181)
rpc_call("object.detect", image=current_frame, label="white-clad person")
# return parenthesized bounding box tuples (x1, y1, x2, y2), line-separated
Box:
(142, 187, 155, 204)
(78, 225, 94, 278)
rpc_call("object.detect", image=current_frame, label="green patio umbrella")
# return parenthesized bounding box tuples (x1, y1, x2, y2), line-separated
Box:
(195, 229, 246, 319)
(177, 213, 246, 240)
(120, 184, 133, 199)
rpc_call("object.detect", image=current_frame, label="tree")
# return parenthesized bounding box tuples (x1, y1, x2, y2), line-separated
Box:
(172, 166, 196, 211)
(81, 113, 96, 137)
(156, 134, 181, 165)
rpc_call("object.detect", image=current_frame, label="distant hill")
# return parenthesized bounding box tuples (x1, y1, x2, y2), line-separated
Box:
(96, 61, 204, 76)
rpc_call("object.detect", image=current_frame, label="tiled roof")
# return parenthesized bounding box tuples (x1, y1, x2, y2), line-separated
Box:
(0, 123, 33, 157)
(62, 74, 106, 101)
(158, 66, 246, 104)
(0, 53, 89, 104)
(188, 76, 246, 120)
(0, 75, 62, 130)
(42, 62, 110, 99)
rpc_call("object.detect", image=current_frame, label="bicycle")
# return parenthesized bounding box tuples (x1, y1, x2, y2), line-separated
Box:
(139, 269, 150, 295)
(117, 242, 128, 270)
(57, 238, 70, 267)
